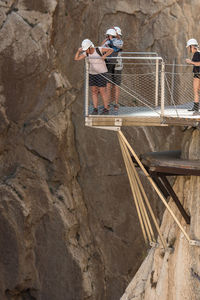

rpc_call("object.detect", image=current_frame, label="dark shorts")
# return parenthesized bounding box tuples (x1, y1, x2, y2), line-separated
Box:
(106, 63, 122, 85)
(194, 73, 200, 79)
(89, 73, 107, 87)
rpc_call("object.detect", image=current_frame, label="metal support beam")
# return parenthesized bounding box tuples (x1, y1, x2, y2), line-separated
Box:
(151, 174, 170, 199)
(87, 125, 121, 131)
(159, 175, 190, 225)
(118, 130, 191, 243)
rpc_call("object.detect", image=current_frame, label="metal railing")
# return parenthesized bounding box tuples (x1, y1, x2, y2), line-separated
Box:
(85, 53, 164, 117)
(164, 64, 195, 113)
(84, 52, 198, 120)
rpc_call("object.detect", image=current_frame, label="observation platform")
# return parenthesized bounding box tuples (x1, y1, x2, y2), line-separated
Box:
(84, 52, 200, 128)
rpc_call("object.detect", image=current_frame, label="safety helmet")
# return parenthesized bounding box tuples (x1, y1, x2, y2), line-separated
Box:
(114, 26, 122, 36)
(186, 38, 199, 48)
(106, 28, 117, 37)
(81, 39, 94, 51)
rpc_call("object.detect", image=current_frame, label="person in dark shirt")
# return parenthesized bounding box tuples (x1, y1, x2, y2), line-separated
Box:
(101, 28, 123, 110)
(186, 38, 200, 112)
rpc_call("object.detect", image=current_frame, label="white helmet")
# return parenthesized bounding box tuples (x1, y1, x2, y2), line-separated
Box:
(81, 39, 94, 51)
(186, 38, 199, 48)
(114, 26, 122, 36)
(106, 28, 116, 37)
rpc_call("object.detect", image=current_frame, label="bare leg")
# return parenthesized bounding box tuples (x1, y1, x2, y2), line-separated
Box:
(114, 85, 120, 105)
(193, 78, 200, 102)
(99, 87, 108, 109)
(91, 86, 99, 108)
(106, 83, 112, 105)
(111, 84, 115, 104)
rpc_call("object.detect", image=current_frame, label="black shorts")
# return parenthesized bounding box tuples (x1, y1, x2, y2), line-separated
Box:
(107, 62, 115, 74)
(106, 64, 122, 86)
(194, 73, 200, 79)
(89, 73, 107, 87)
(113, 70, 122, 85)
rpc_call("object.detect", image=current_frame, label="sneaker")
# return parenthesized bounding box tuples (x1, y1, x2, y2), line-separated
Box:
(107, 102, 114, 110)
(188, 102, 199, 111)
(92, 108, 98, 115)
(100, 108, 109, 115)
(193, 111, 200, 116)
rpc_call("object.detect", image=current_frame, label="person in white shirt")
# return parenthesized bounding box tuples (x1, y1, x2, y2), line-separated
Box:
(74, 39, 113, 115)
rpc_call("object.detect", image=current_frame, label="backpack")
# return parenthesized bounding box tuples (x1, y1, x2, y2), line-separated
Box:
(108, 39, 122, 53)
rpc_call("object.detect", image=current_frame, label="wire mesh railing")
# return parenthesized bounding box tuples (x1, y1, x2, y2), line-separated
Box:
(84, 52, 199, 121)
(164, 64, 196, 116)
(85, 53, 164, 117)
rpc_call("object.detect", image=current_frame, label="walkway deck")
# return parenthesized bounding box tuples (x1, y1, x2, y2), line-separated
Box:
(86, 104, 200, 127)
(140, 150, 200, 175)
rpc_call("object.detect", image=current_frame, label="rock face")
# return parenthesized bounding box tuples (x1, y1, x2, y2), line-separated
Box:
(121, 129, 200, 300)
(0, 0, 199, 299)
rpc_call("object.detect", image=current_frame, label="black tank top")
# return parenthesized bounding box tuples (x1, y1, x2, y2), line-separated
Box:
(192, 51, 200, 73)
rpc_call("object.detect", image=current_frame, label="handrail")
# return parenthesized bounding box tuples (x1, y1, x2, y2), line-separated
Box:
(108, 56, 163, 60)
(121, 51, 158, 56)
(88, 56, 163, 60)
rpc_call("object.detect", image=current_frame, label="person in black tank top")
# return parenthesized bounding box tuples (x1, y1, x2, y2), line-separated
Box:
(186, 38, 200, 113)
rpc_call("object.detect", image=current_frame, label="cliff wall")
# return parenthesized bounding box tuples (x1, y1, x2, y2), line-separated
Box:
(0, 0, 199, 299)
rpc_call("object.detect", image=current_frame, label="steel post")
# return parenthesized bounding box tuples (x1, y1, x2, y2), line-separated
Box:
(85, 58, 89, 116)
(155, 58, 159, 107)
(161, 61, 165, 117)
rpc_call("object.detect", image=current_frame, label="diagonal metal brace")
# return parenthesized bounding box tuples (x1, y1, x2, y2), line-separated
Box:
(158, 175, 190, 225)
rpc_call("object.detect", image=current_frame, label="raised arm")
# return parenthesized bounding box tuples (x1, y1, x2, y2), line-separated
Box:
(101, 47, 114, 59)
(74, 48, 86, 61)
(101, 38, 109, 47)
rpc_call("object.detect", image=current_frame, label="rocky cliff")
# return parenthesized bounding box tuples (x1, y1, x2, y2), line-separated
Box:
(121, 129, 200, 300)
(0, 0, 199, 299)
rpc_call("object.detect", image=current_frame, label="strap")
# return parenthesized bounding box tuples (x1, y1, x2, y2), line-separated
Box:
(96, 47, 102, 57)
(86, 47, 103, 57)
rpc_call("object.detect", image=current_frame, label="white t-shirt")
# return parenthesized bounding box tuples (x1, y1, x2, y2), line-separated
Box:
(84, 48, 108, 75)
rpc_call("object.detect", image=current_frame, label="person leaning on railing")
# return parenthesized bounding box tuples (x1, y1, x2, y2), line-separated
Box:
(74, 39, 113, 115)
(101, 27, 123, 110)
(185, 38, 200, 113)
